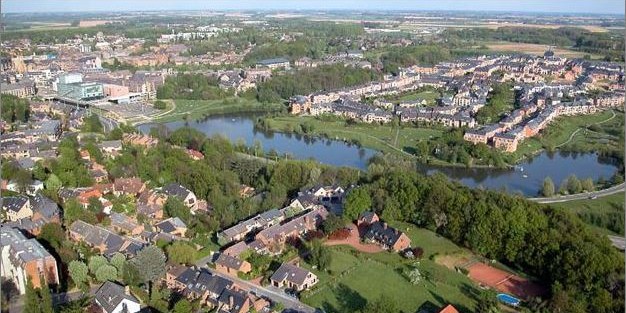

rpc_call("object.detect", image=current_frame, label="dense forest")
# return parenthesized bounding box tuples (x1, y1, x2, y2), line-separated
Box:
(1, 94, 30, 123)
(156, 73, 233, 100)
(444, 27, 625, 61)
(380, 45, 452, 74)
(254, 64, 380, 102)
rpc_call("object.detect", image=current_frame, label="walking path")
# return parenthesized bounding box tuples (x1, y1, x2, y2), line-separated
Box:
(555, 110, 616, 148)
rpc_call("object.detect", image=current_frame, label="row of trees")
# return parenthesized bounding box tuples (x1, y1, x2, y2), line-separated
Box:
(348, 156, 624, 313)
(254, 64, 380, 102)
(157, 73, 233, 100)
(540, 175, 596, 197)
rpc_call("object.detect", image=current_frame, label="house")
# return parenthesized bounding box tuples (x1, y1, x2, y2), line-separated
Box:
(214, 253, 252, 275)
(439, 304, 460, 313)
(238, 185, 256, 198)
(155, 217, 188, 237)
(217, 288, 252, 313)
(2, 196, 33, 221)
(68, 220, 145, 257)
(186, 149, 204, 160)
(255, 57, 290, 70)
(113, 177, 146, 197)
(31, 194, 61, 224)
(363, 221, 411, 252)
(93, 281, 141, 313)
(109, 213, 144, 235)
(98, 140, 123, 157)
(217, 208, 286, 245)
(357, 211, 379, 227)
(255, 206, 329, 253)
(0, 227, 59, 294)
(162, 183, 197, 209)
(270, 262, 318, 291)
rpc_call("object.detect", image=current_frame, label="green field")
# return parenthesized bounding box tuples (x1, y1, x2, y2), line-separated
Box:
(262, 115, 443, 158)
(152, 98, 284, 123)
(394, 90, 440, 104)
(550, 193, 624, 235)
(507, 109, 621, 161)
(301, 226, 479, 313)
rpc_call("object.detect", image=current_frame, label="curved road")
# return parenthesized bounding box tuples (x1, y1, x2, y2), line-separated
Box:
(527, 183, 624, 204)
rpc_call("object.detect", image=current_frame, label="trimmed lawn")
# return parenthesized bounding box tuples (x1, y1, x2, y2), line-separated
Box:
(300, 227, 481, 313)
(263, 116, 443, 158)
(395, 90, 440, 104)
(153, 98, 284, 122)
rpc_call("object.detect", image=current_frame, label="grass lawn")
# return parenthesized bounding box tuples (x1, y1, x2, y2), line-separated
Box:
(394, 90, 440, 104)
(550, 193, 624, 235)
(153, 98, 284, 123)
(300, 227, 480, 313)
(263, 116, 443, 158)
(506, 110, 620, 161)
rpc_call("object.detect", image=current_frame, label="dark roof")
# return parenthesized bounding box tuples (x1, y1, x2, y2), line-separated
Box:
(94, 281, 139, 313)
(215, 253, 246, 270)
(270, 262, 311, 286)
(256, 57, 289, 65)
(162, 183, 192, 199)
(358, 211, 377, 223)
(155, 217, 186, 234)
(363, 221, 405, 248)
(2, 197, 29, 213)
(31, 194, 59, 220)
(217, 288, 248, 311)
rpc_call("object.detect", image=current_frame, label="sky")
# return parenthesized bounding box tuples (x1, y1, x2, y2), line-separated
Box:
(3, 0, 625, 15)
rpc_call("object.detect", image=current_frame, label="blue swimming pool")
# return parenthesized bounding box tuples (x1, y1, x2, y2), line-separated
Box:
(497, 293, 521, 306)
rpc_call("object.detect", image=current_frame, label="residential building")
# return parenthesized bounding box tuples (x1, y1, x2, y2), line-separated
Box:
(93, 281, 141, 313)
(2, 196, 33, 221)
(255, 57, 290, 70)
(270, 262, 318, 291)
(155, 217, 188, 237)
(214, 253, 252, 275)
(363, 220, 411, 252)
(162, 183, 197, 209)
(0, 227, 59, 294)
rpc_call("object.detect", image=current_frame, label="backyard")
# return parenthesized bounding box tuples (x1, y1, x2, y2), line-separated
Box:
(301, 225, 481, 313)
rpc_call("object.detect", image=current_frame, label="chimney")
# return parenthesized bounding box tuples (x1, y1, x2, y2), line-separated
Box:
(383, 223, 388, 230)
(124, 285, 130, 295)
(229, 295, 234, 308)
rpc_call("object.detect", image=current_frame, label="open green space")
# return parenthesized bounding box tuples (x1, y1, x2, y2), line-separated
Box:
(394, 90, 440, 104)
(301, 228, 480, 313)
(550, 193, 624, 236)
(260, 115, 443, 158)
(152, 98, 284, 123)
(502, 109, 621, 162)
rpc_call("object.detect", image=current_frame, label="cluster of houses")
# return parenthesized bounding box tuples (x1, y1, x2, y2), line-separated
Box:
(286, 51, 624, 148)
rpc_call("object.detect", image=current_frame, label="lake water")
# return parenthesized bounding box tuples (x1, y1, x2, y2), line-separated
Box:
(139, 114, 619, 196)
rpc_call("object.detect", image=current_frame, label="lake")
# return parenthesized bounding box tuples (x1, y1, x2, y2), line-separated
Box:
(139, 114, 619, 196)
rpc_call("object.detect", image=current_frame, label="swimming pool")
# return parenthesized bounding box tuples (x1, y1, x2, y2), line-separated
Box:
(497, 293, 521, 306)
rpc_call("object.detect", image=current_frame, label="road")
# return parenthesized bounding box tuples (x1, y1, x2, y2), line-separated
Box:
(527, 183, 624, 204)
(195, 256, 316, 313)
(608, 235, 626, 251)
(9, 286, 99, 313)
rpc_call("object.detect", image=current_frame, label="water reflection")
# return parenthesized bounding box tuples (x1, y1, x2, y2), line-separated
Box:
(139, 114, 618, 196)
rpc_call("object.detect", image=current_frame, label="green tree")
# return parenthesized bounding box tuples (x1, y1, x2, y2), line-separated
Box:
(173, 299, 192, 313)
(322, 213, 345, 234)
(566, 175, 583, 194)
(343, 187, 372, 221)
(88, 255, 109, 275)
(95, 265, 118, 282)
(110, 253, 127, 272)
(362, 294, 397, 313)
(44, 174, 62, 191)
(476, 290, 501, 313)
(165, 242, 197, 265)
(153, 100, 167, 110)
(581, 178, 595, 192)
(122, 262, 142, 287)
(308, 239, 332, 271)
(132, 246, 166, 285)
(23, 280, 40, 313)
(39, 281, 53, 313)
(68, 261, 89, 288)
(541, 177, 555, 197)
(37, 223, 65, 250)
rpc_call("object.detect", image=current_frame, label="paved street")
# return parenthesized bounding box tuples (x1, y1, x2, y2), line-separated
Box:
(608, 235, 626, 251)
(195, 256, 316, 313)
(9, 286, 98, 313)
(527, 183, 624, 204)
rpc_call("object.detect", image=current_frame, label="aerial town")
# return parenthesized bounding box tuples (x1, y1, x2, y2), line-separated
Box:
(1, 3, 625, 313)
